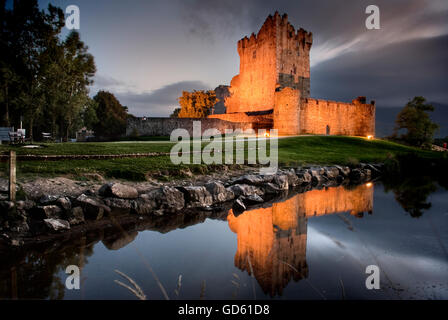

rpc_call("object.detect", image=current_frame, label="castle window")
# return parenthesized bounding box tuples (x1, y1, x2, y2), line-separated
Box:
(253, 50, 256, 59)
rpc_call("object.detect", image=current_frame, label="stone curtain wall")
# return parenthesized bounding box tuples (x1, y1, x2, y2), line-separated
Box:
(273, 87, 301, 135)
(126, 117, 254, 137)
(299, 98, 376, 136)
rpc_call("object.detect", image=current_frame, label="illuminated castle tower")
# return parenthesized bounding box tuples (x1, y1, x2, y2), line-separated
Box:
(225, 12, 312, 114)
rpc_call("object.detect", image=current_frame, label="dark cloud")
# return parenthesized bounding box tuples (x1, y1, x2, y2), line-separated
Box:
(311, 35, 448, 106)
(180, 0, 448, 64)
(115, 80, 211, 117)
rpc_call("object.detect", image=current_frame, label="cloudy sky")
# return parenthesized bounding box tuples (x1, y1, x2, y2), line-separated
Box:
(38, 0, 448, 117)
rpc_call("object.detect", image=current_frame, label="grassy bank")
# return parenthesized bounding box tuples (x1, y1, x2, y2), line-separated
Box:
(0, 136, 445, 181)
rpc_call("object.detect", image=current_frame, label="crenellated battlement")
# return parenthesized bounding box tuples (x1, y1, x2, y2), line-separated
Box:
(237, 11, 312, 52)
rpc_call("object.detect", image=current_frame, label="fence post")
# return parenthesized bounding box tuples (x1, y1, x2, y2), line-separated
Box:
(9, 150, 16, 202)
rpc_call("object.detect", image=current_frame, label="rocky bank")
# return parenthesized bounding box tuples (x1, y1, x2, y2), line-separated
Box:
(0, 163, 382, 247)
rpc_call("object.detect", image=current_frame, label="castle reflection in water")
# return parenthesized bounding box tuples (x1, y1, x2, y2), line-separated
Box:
(0, 183, 374, 299)
(227, 183, 374, 297)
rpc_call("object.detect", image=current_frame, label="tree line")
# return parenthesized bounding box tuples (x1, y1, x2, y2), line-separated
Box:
(0, 0, 130, 141)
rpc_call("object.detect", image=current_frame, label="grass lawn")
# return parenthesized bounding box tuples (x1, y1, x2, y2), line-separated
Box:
(0, 136, 444, 181)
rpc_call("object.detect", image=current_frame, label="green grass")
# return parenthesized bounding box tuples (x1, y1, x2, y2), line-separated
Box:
(0, 136, 444, 181)
(277, 136, 438, 166)
(0, 141, 175, 155)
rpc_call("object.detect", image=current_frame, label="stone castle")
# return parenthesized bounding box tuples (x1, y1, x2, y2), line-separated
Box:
(127, 12, 375, 137)
(209, 12, 375, 136)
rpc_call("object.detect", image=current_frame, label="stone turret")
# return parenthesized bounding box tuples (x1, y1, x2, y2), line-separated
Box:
(226, 12, 313, 114)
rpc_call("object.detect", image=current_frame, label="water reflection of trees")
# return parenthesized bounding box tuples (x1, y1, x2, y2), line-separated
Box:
(382, 153, 448, 218)
(383, 176, 437, 218)
(0, 237, 95, 299)
(0, 209, 230, 300)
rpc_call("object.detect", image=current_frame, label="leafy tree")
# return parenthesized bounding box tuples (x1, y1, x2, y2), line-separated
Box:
(42, 31, 96, 140)
(176, 90, 217, 118)
(81, 98, 99, 130)
(0, 1, 95, 141)
(0, 0, 65, 135)
(92, 91, 129, 139)
(393, 96, 439, 147)
(170, 107, 181, 118)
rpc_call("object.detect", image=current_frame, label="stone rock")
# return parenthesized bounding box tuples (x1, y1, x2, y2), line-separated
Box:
(177, 186, 213, 208)
(10, 220, 29, 234)
(349, 169, 365, 181)
(56, 197, 71, 211)
(273, 174, 289, 190)
(67, 207, 85, 225)
(44, 218, 70, 231)
(263, 182, 283, 194)
(75, 194, 110, 220)
(364, 169, 372, 178)
(144, 186, 185, 213)
(36, 205, 62, 219)
(365, 164, 381, 177)
(310, 171, 326, 186)
(284, 169, 300, 187)
(99, 183, 138, 199)
(103, 198, 133, 212)
(324, 167, 340, 180)
(132, 198, 156, 215)
(39, 195, 59, 205)
(296, 170, 312, 185)
(243, 194, 264, 204)
(10, 239, 24, 247)
(231, 174, 274, 186)
(179, 168, 193, 178)
(0, 201, 15, 211)
(16, 200, 35, 211)
(228, 184, 264, 198)
(205, 182, 234, 203)
(335, 165, 351, 177)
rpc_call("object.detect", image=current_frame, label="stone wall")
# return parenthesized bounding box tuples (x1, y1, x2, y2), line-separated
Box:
(299, 97, 375, 136)
(126, 117, 254, 137)
(273, 87, 300, 135)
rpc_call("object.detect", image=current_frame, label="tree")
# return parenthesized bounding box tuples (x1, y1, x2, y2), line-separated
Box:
(42, 31, 96, 140)
(170, 107, 181, 118)
(0, 1, 95, 141)
(176, 90, 217, 118)
(394, 96, 439, 147)
(92, 91, 129, 139)
(0, 1, 65, 134)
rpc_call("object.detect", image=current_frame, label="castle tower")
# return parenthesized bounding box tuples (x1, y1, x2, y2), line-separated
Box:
(225, 12, 313, 114)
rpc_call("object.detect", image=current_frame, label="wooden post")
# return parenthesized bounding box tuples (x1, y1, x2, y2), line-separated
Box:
(11, 266, 18, 300)
(9, 150, 16, 202)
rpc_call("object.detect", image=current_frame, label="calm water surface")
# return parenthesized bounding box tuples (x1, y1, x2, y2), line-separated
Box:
(1, 182, 447, 300)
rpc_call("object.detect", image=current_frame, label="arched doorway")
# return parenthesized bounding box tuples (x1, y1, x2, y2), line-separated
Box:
(326, 125, 330, 135)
